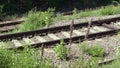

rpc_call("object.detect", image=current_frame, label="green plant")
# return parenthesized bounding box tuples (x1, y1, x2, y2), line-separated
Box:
(55, 13, 64, 21)
(71, 56, 100, 68)
(15, 8, 54, 32)
(100, 6, 114, 15)
(0, 48, 13, 68)
(0, 45, 53, 68)
(102, 60, 120, 68)
(0, 5, 3, 16)
(102, 45, 120, 68)
(112, 1, 119, 6)
(0, 5, 3, 13)
(54, 40, 70, 60)
(84, 45, 105, 57)
(113, 6, 120, 14)
(73, 8, 77, 15)
(87, 57, 99, 68)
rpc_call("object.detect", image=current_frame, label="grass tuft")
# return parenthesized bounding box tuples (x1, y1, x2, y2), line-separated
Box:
(0, 45, 53, 68)
(84, 45, 105, 57)
(54, 40, 70, 60)
(100, 6, 114, 15)
(15, 8, 54, 32)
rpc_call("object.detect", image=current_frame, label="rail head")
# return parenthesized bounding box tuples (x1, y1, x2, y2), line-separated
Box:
(0, 16, 120, 41)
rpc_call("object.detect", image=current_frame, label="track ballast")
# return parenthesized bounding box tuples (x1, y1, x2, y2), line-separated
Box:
(0, 16, 119, 49)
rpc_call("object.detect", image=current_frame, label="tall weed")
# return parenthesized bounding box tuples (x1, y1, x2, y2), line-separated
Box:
(100, 6, 114, 15)
(17, 8, 54, 32)
(0, 46, 53, 68)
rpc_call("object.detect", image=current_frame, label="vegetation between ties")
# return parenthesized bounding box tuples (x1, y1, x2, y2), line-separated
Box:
(1, 1, 120, 68)
(54, 40, 70, 60)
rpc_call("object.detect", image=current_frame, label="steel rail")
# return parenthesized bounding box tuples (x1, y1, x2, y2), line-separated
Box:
(31, 28, 119, 48)
(0, 16, 120, 41)
(0, 19, 24, 27)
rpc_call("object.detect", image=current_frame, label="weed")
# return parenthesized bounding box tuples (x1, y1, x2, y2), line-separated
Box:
(102, 60, 120, 68)
(54, 5, 120, 22)
(71, 56, 100, 68)
(10, 5, 120, 33)
(86, 57, 99, 68)
(15, 8, 54, 32)
(84, 45, 105, 57)
(4, 14, 18, 20)
(0, 45, 53, 68)
(0, 5, 3, 14)
(73, 8, 77, 15)
(0, 48, 13, 68)
(71, 42, 104, 68)
(112, 1, 119, 6)
(100, 6, 114, 15)
(54, 13, 64, 21)
(0, 5, 4, 17)
(102, 45, 120, 68)
(71, 57, 85, 68)
(113, 6, 120, 14)
(54, 40, 70, 60)
(79, 41, 105, 57)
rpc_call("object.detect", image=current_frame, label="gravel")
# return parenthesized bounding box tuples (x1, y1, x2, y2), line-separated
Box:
(39, 15, 120, 68)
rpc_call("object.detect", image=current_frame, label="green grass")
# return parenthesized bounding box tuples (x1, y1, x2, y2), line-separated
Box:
(71, 42, 105, 68)
(84, 45, 105, 57)
(54, 40, 70, 60)
(13, 8, 54, 32)
(9, 5, 120, 33)
(54, 5, 120, 21)
(71, 52, 101, 68)
(0, 45, 53, 68)
(102, 44, 120, 68)
(0, 5, 3, 12)
(79, 41, 105, 57)
(102, 60, 120, 68)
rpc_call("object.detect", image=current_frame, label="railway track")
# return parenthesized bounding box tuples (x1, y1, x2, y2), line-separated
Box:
(0, 18, 24, 33)
(0, 16, 119, 49)
(0, 11, 118, 34)
(0, 11, 75, 33)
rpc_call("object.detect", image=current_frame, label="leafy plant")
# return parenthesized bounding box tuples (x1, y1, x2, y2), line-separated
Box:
(84, 45, 105, 57)
(0, 48, 13, 68)
(0, 5, 4, 16)
(55, 13, 64, 21)
(113, 6, 120, 14)
(86, 57, 99, 68)
(73, 8, 77, 15)
(100, 6, 114, 15)
(112, 1, 119, 6)
(102, 45, 120, 68)
(71, 56, 100, 68)
(0, 5, 3, 13)
(54, 40, 70, 60)
(15, 8, 54, 32)
(0, 45, 53, 68)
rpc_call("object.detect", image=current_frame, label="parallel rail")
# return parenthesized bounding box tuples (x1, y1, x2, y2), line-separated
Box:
(0, 16, 119, 49)
(0, 16, 120, 66)
(0, 16, 120, 40)
(0, 18, 24, 33)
